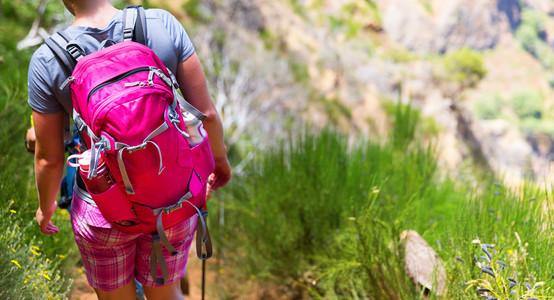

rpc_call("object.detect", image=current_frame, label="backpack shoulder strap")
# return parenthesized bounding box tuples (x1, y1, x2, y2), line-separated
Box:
(45, 31, 85, 76)
(123, 5, 147, 45)
(45, 32, 76, 76)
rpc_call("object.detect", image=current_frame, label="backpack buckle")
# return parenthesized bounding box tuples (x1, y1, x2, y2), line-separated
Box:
(73, 113, 87, 133)
(164, 202, 183, 214)
(65, 41, 85, 61)
(123, 28, 133, 41)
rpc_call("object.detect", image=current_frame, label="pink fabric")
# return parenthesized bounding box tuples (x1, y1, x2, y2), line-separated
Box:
(70, 195, 197, 291)
(69, 41, 214, 233)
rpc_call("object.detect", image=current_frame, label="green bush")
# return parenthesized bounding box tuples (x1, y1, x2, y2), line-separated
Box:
(443, 47, 487, 89)
(0, 203, 74, 300)
(515, 8, 554, 69)
(0, 9, 80, 299)
(509, 88, 543, 120)
(473, 94, 504, 120)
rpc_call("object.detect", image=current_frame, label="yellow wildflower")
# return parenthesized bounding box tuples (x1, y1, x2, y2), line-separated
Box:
(9, 210, 16, 214)
(11, 260, 21, 268)
(30, 249, 39, 256)
(58, 255, 66, 259)
(43, 274, 51, 280)
(31, 245, 40, 251)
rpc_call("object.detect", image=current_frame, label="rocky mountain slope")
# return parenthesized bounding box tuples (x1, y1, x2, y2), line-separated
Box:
(156, 0, 554, 183)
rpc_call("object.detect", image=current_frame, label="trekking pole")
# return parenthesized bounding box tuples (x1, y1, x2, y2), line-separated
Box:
(202, 258, 206, 300)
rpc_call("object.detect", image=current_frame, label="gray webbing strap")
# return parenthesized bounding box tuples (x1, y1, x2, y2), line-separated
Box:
(196, 208, 213, 259)
(150, 233, 169, 285)
(98, 39, 116, 51)
(166, 67, 207, 121)
(115, 122, 169, 194)
(88, 141, 104, 179)
(151, 191, 211, 261)
(152, 191, 193, 255)
(116, 148, 135, 194)
(123, 7, 138, 42)
(174, 89, 207, 121)
(73, 184, 96, 207)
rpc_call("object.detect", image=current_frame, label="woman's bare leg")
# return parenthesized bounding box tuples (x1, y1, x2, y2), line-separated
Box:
(94, 279, 137, 300)
(143, 279, 184, 300)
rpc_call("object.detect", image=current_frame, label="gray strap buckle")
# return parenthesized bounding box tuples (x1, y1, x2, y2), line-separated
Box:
(123, 28, 133, 41)
(65, 41, 85, 61)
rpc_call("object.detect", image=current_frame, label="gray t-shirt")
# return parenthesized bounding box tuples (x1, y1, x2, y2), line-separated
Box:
(28, 8, 195, 115)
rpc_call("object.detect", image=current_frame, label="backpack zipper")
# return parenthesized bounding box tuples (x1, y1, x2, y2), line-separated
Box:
(87, 67, 151, 103)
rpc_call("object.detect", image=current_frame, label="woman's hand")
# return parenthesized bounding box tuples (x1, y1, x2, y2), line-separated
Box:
(206, 157, 231, 201)
(36, 201, 60, 234)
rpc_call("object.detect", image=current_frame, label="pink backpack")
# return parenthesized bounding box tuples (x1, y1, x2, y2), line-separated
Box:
(46, 6, 214, 284)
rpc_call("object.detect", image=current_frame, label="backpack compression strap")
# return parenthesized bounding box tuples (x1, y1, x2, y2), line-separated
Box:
(150, 193, 213, 284)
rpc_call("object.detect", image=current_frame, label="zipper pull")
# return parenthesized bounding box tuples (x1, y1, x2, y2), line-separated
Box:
(59, 76, 75, 90)
(148, 67, 155, 86)
(125, 81, 145, 87)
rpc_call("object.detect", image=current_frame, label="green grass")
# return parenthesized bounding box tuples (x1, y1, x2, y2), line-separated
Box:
(0, 6, 79, 299)
(210, 103, 554, 299)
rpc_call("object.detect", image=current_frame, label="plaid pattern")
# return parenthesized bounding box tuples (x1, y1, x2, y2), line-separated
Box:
(71, 194, 197, 291)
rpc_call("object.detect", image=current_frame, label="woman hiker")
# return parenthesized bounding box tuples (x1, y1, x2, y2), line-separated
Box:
(27, 0, 231, 299)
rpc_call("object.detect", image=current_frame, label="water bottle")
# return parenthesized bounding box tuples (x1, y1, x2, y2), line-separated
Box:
(182, 110, 207, 147)
(68, 150, 115, 194)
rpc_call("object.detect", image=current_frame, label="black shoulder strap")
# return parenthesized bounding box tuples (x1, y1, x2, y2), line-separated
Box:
(45, 31, 85, 76)
(123, 5, 147, 45)
(45, 32, 77, 77)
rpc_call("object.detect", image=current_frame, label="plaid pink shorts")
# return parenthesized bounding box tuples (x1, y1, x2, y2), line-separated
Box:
(70, 193, 197, 291)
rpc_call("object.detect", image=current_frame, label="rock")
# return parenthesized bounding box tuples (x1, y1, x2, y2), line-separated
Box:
(472, 119, 534, 180)
(400, 230, 447, 296)
(523, 0, 553, 13)
(377, 0, 520, 53)
(228, 0, 265, 32)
